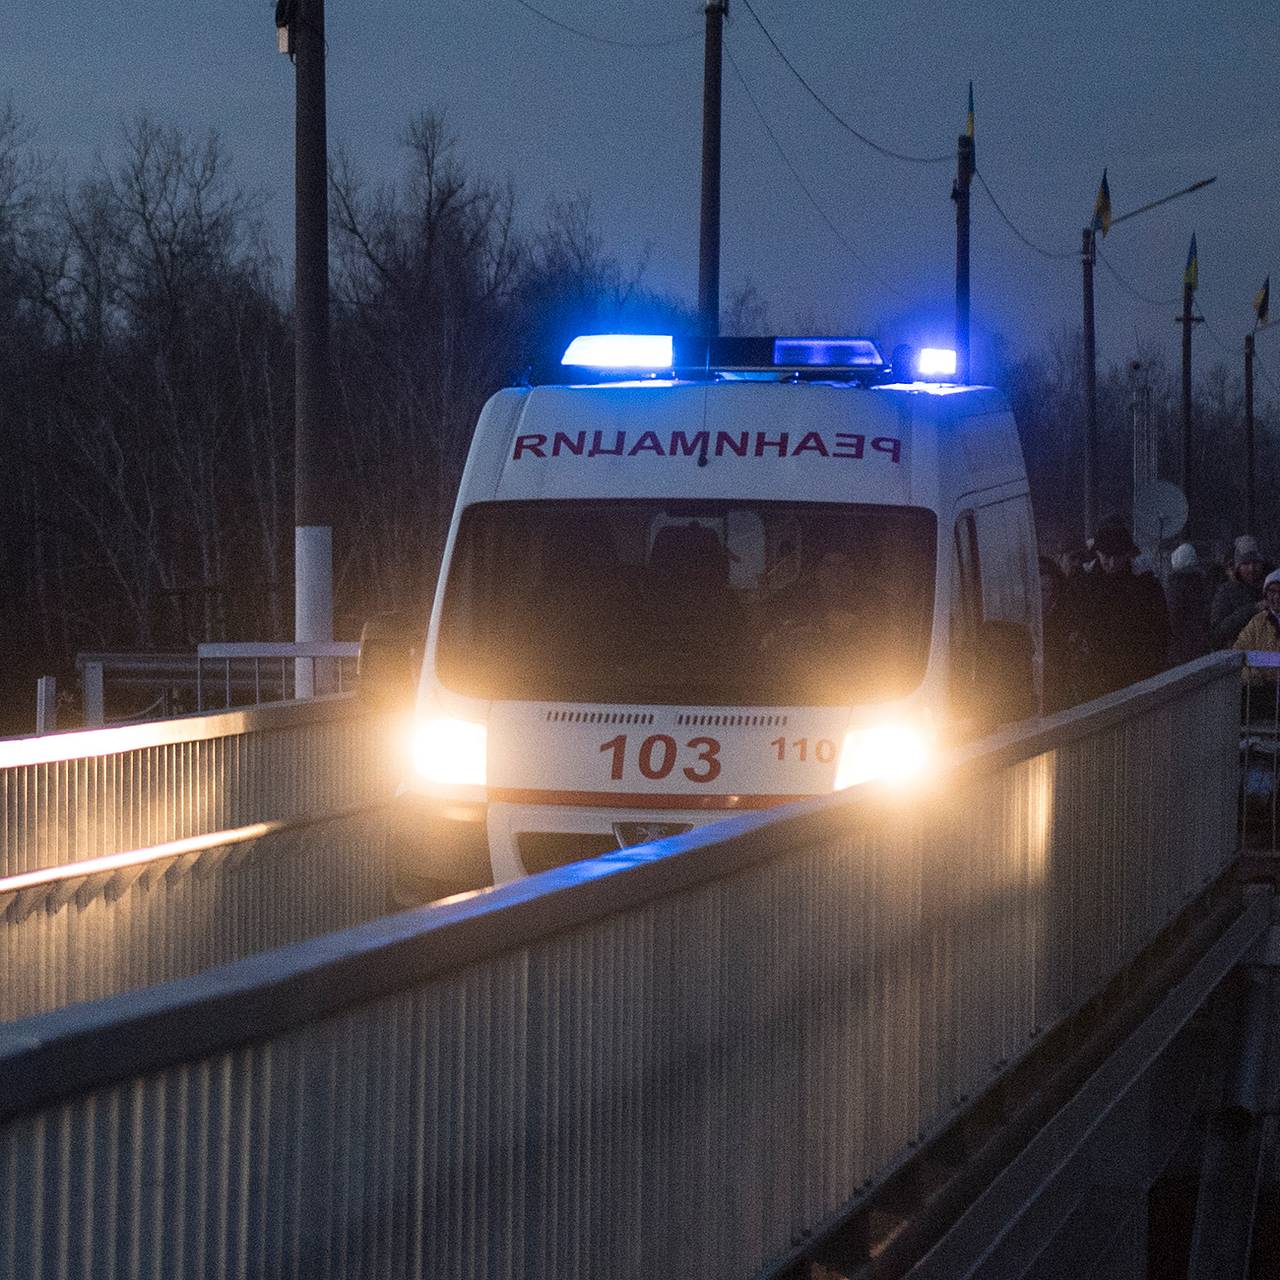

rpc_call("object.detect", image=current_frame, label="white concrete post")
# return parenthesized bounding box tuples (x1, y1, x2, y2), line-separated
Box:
(35, 677, 57, 735)
(295, 525, 334, 698)
(82, 662, 105, 727)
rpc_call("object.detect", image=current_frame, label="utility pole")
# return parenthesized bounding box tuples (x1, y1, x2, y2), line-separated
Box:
(1180, 279, 1195, 535)
(1079, 175, 1213, 542)
(1245, 280, 1272, 536)
(952, 85, 974, 385)
(1245, 331, 1256, 533)
(1177, 234, 1202, 538)
(698, 0, 727, 340)
(1081, 226, 1097, 539)
(283, 0, 334, 694)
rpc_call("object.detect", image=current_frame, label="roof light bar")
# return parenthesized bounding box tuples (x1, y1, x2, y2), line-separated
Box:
(916, 347, 958, 378)
(557, 332, 888, 377)
(772, 337, 882, 368)
(561, 334, 674, 370)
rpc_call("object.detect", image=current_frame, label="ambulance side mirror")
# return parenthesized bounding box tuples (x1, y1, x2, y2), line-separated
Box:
(357, 613, 423, 707)
(975, 620, 1036, 726)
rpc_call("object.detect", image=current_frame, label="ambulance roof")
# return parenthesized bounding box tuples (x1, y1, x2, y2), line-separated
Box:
(463, 377, 1018, 510)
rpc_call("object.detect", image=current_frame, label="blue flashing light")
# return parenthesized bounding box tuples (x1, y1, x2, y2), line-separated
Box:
(772, 337, 882, 368)
(916, 347, 958, 378)
(561, 334, 674, 370)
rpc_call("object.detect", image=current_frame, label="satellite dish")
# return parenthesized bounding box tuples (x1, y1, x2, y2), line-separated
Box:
(1132, 480, 1188, 547)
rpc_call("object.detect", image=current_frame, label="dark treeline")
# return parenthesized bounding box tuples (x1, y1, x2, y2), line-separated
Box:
(1006, 330, 1280, 556)
(0, 104, 1276, 730)
(0, 109, 694, 728)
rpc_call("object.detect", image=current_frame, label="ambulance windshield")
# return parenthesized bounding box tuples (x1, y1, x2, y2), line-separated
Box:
(437, 499, 937, 706)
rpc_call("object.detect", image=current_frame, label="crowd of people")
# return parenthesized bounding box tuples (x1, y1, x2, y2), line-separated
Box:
(1038, 522, 1280, 714)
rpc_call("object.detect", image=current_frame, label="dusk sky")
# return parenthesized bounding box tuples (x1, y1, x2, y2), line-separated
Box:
(6, 0, 1279, 384)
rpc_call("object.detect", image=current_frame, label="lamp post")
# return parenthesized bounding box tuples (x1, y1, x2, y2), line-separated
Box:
(277, 0, 335, 696)
(1244, 314, 1276, 533)
(1080, 175, 1215, 539)
(698, 0, 727, 340)
(953, 84, 975, 385)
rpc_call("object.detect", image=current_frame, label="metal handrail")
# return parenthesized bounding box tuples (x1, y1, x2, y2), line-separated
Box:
(0, 692, 358, 768)
(0, 802, 382, 899)
(0, 651, 1241, 1121)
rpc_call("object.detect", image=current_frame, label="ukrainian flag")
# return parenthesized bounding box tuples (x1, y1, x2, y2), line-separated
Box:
(1255, 275, 1270, 327)
(1184, 234, 1198, 292)
(966, 82, 974, 139)
(1091, 170, 1111, 237)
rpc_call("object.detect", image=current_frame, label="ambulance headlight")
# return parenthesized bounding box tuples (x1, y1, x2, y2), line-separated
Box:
(832, 723, 932, 790)
(411, 717, 487, 787)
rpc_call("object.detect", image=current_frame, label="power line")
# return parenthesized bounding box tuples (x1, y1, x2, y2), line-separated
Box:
(1195, 304, 1233, 357)
(723, 41, 908, 301)
(1253, 347, 1280, 401)
(507, 0, 699, 49)
(973, 171, 1076, 261)
(737, 0, 950, 165)
(1095, 246, 1180, 307)
(1192, 302, 1280, 398)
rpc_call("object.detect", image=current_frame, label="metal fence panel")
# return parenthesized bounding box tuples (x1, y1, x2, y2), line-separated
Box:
(0, 697, 398, 878)
(0, 655, 1246, 1280)
(1241, 650, 1280, 852)
(0, 697, 399, 1022)
(1, 810, 389, 1023)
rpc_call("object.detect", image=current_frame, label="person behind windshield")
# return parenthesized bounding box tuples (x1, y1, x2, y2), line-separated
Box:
(761, 544, 913, 700)
(645, 522, 745, 669)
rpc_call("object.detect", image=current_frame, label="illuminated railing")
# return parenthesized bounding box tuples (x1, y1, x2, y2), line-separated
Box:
(0, 654, 1244, 1280)
(0, 696, 400, 1021)
(0, 695, 396, 879)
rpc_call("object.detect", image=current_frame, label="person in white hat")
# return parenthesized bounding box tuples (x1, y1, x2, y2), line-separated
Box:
(1166, 543, 1210, 664)
(1212, 543, 1268, 648)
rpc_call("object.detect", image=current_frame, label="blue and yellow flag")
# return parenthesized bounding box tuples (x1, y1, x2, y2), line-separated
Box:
(1091, 170, 1111, 237)
(1255, 275, 1270, 327)
(966, 82, 974, 139)
(1184, 233, 1198, 292)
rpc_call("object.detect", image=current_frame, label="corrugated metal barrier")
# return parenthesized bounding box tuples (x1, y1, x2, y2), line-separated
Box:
(1241, 650, 1280, 852)
(0, 696, 397, 877)
(0, 654, 1245, 1280)
(0, 698, 399, 1022)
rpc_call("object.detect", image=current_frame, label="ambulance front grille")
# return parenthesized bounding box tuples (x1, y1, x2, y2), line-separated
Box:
(544, 710, 655, 725)
(675, 713, 788, 728)
(518, 832, 618, 873)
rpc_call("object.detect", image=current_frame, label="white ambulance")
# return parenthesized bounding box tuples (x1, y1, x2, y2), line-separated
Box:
(389, 334, 1040, 900)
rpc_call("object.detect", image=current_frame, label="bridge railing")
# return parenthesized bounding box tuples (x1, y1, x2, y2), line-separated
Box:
(1240, 650, 1280, 852)
(0, 696, 399, 1021)
(0, 653, 1244, 1280)
(0, 694, 396, 878)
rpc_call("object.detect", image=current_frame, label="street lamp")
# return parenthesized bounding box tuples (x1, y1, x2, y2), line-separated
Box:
(1080, 174, 1215, 539)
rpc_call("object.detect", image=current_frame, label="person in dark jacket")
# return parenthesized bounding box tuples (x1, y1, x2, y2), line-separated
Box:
(1039, 555, 1086, 713)
(1166, 542, 1210, 665)
(1075, 523, 1170, 699)
(1211, 544, 1266, 649)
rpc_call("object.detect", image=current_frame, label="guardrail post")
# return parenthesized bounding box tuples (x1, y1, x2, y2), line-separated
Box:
(36, 676, 57, 735)
(82, 663, 104, 727)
